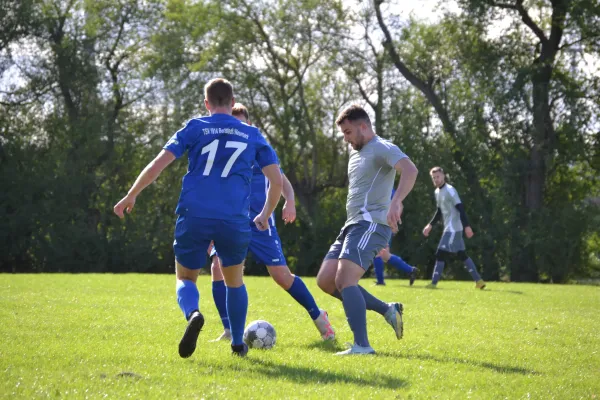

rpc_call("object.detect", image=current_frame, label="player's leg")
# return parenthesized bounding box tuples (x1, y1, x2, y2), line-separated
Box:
(173, 215, 210, 358)
(380, 247, 416, 275)
(373, 255, 385, 285)
(318, 230, 398, 317)
(429, 232, 453, 288)
(213, 220, 252, 356)
(428, 249, 450, 288)
(250, 227, 336, 340)
(335, 222, 401, 355)
(209, 247, 231, 341)
(457, 250, 486, 289)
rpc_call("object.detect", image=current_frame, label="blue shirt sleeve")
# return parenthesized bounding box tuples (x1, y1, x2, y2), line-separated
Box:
(254, 133, 278, 169)
(163, 120, 199, 159)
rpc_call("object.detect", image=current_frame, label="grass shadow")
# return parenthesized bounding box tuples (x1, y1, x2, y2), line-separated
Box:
(246, 357, 409, 390)
(304, 340, 345, 352)
(375, 351, 538, 375)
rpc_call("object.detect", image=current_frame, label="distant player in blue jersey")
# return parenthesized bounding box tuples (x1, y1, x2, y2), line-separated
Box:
(113, 78, 282, 358)
(373, 189, 419, 286)
(422, 166, 486, 289)
(208, 103, 335, 343)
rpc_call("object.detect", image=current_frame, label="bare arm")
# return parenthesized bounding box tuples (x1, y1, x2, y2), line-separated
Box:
(254, 164, 283, 230)
(113, 150, 176, 218)
(281, 173, 296, 224)
(281, 173, 295, 202)
(387, 158, 418, 232)
(392, 158, 418, 203)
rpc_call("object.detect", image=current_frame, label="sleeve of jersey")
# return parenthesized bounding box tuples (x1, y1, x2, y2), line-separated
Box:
(254, 134, 279, 169)
(383, 143, 408, 167)
(163, 121, 195, 159)
(448, 187, 462, 205)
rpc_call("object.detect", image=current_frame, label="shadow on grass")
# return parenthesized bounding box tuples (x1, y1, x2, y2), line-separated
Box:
(375, 351, 538, 375)
(246, 358, 408, 390)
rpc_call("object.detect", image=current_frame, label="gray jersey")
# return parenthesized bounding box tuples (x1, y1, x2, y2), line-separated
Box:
(435, 183, 463, 232)
(345, 136, 408, 227)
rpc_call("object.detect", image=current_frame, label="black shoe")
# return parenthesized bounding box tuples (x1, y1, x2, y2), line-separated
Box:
(374, 281, 386, 286)
(409, 267, 418, 286)
(178, 311, 205, 358)
(231, 342, 248, 357)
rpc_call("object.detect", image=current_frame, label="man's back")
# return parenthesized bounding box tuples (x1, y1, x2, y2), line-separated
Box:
(164, 114, 276, 221)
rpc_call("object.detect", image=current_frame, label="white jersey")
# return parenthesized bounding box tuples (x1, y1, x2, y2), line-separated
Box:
(435, 183, 463, 232)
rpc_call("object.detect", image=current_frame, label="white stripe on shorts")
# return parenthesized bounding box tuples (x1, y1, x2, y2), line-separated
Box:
(358, 222, 377, 250)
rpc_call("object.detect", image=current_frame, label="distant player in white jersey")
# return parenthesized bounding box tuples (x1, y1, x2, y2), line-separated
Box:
(316, 104, 418, 355)
(422, 167, 486, 289)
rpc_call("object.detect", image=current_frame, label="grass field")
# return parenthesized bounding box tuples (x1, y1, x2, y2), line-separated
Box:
(1, 274, 599, 399)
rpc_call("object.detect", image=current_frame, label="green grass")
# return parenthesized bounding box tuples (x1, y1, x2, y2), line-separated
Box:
(1, 275, 599, 399)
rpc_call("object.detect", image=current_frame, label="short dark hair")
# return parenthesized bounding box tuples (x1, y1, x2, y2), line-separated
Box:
(232, 103, 249, 121)
(335, 104, 371, 126)
(204, 78, 234, 107)
(430, 166, 444, 174)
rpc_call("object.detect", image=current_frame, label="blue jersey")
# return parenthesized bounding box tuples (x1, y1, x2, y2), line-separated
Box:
(249, 163, 283, 227)
(164, 114, 278, 221)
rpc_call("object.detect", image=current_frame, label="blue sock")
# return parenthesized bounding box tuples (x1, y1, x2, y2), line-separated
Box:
(176, 280, 199, 320)
(212, 280, 230, 330)
(287, 276, 321, 320)
(388, 254, 414, 274)
(341, 286, 370, 348)
(464, 258, 482, 281)
(226, 285, 248, 346)
(432, 261, 445, 284)
(373, 256, 385, 284)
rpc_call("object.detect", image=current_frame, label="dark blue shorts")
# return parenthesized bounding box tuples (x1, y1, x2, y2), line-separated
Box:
(174, 216, 251, 269)
(211, 223, 287, 267)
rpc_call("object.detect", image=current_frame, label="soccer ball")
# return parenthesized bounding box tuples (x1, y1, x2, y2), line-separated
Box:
(243, 320, 276, 350)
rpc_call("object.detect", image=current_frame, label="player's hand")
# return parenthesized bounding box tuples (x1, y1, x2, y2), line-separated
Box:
(253, 213, 270, 231)
(114, 194, 136, 219)
(282, 201, 296, 224)
(423, 224, 432, 237)
(465, 226, 474, 238)
(387, 200, 403, 234)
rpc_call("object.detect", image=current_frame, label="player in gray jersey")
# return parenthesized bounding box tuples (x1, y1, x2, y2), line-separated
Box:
(316, 104, 418, 355)
(422, 167, 486, 289)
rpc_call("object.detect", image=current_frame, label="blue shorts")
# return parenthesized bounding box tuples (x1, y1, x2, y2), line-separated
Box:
(174, 216, 251, 269)
(212, 223, 286, 267)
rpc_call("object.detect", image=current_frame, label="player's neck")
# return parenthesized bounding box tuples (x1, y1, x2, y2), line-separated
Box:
(209, 108, 232, 116)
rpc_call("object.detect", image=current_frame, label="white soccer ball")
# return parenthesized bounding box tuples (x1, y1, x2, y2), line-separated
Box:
(243, 320, 276, 350)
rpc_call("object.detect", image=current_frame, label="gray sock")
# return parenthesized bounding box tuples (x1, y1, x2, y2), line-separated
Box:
(332, 287, 388, 316)
(464, 258, 482, 281)
(358, 285, 389, 316)
(432, 261, 445, 284)
(341, 286, 370, 348)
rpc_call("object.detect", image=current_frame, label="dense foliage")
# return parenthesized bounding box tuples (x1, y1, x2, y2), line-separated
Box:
(1, 0, 599, 281)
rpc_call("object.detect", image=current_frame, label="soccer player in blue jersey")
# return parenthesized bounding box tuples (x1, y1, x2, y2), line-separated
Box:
(317, 105, 418, 355)
(422, 167, 486, 289)
(113, 78, 282, 358)
(373, 190, 418, 286)
(208, 103, 335, 343)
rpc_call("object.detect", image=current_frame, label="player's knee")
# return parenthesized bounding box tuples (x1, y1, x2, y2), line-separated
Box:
(211, 259, 224, 281)
(268, 266, 294, 290)
(457, 251, 469, 261)
(435, 250, 450, 262)
(316, 262, 336, 293)
(378, 247, 391, 261)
